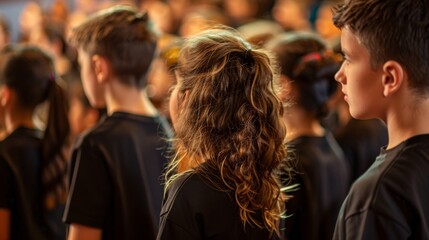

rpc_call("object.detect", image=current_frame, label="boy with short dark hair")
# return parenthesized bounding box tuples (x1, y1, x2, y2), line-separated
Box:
(63, 5, 172, 240)
(332, 0, 429, 239)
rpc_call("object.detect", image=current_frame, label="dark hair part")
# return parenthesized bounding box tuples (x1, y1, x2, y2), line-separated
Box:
(69, 5, 158, 87)
(166, 27, 287, 234)
(333, 0, 429, 95)
(0, 45, 70, 210)
(267, 32, 340, 118)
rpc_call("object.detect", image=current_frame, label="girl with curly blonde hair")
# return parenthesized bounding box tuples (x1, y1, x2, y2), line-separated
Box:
(157, 27, 287, 240)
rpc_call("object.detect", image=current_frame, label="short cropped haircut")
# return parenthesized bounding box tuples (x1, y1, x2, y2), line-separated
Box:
(333, 0, 429, 94)
(69, 5, 158, 87)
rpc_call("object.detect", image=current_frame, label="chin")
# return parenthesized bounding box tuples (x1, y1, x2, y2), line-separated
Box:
(350, 111, 374, 121)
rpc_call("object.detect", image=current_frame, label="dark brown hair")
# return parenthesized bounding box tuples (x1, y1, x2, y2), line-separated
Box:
(165, 27, 287, 234)
(0, 45, 70, 210)
(267, 32, 340, 118)
(333, 0, 429, 94)
(69, 5, 158, 87)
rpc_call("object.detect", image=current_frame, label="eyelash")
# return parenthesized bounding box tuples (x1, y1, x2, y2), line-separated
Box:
(340, 52, 349, 62)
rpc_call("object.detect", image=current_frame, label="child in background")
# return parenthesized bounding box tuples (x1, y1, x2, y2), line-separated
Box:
(266, 31, 350, 240)
(0, 45, 70, 240)
(157, 27, 287, 240)
(63, 5, 172, 240)
(332, 0, 429, 239)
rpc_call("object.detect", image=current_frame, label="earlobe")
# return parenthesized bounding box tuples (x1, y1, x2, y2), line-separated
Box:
(382, 61, 405, 97)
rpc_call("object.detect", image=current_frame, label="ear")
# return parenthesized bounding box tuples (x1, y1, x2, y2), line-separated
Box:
(92, 55, 111, 84)
(0, 86, 12, 107)
(381, 60, 405, 97)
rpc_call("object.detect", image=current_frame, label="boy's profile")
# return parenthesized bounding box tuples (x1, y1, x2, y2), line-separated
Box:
(332, 0, 429, 239)
(63, 5, 172, 240)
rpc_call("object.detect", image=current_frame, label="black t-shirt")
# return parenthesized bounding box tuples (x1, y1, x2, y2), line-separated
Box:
(335, 118, 388, 182)
(0, 127, 66, 240)
(63, 112, 172, 240)
(157, 168, 280, 240)
(282, 133, 350, 240)
(333, 134, 429, 240)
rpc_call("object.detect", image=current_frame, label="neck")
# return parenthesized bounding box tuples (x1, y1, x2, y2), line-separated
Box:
(104, 79, 158, 117)
(4, 108, 35, 134)
(283, 107, 325, 142)
(384, 96, 429, 149)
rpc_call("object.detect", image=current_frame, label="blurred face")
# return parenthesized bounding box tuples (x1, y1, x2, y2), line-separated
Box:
(0, 27, 8, 49)
(169, 72, 181, 129)
(315, 5, 341, 40)
(335, 27, 384, 119)
(273, 0, 309, 31)
(77, 49, 105, 108)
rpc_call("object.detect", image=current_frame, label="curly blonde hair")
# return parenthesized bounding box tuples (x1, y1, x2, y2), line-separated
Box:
(165, 27, 287, 235)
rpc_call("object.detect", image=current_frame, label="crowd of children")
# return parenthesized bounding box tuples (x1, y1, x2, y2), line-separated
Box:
(0, 0, 427, 239)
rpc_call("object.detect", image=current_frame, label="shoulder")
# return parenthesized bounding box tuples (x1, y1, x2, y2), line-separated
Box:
(380, 134, 429, 190)
(163, 172, 212, 206)
(161, 171, 231, 216)
(344, 135, 429, 216)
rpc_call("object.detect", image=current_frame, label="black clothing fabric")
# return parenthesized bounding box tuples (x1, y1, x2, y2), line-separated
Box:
(335, 118, 388, 182)
(157, 168, 280, 240)
(333, 134, 429, 240)
(64, 112, 172, 240)
(0, 127, 66, 240)
(282, 133, 350, 240)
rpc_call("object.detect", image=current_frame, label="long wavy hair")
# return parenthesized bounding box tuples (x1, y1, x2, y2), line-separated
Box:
(165, 27, 287, 234)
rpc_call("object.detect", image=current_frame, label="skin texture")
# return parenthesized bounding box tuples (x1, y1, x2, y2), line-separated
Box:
(335, 27, 429, 149)
(77, 49, 106, 109)
(335, 27, 385, 120)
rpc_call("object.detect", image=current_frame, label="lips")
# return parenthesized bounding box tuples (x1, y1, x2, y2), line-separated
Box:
(341, 89, 348, 101)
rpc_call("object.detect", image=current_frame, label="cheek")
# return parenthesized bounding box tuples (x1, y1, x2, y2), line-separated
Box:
(168, 88, 179, 129)
(80, 62, 105, 108)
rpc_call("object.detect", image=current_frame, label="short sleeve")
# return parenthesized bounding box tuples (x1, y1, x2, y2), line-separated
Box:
(157, 173, 199, 240)
(63, 139, 111, 228)
(0, 156, 13, 209)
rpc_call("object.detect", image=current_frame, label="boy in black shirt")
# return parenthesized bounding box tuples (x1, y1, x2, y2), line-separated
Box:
(332, 0, 429, 239)
(63, 5, 171, 240)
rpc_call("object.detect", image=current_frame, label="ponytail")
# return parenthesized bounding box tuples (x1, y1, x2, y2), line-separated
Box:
(41, 78, 70, 209)
(1, 45, 71, 210)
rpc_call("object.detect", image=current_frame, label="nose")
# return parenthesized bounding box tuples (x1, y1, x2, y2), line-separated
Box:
(335, 62, 345, 84)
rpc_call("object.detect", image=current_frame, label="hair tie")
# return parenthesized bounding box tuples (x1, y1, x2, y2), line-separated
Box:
(48, 73, 55, 82)
(299, 52, 323, 65)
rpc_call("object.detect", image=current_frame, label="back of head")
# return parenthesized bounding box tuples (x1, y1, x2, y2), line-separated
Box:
(172, 26, 286, 234)
(333, 0, 429, 95)
(69, 5, 158, 87)
(0, 45, 70, 210)
(0, 45, 53, 109)
(266, 31, 341, 118)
